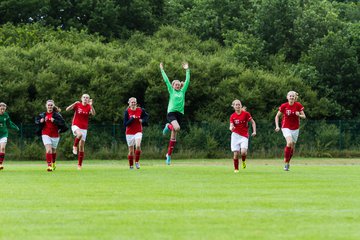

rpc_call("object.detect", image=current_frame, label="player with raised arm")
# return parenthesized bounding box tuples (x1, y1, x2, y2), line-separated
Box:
(160, 62, 190, 165)
(66, 94, 95, 170)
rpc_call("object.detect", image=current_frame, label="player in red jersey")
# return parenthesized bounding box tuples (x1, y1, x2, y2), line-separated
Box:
(35, 100, 68, 171)
(123, 97, 149, 169)
(229, 99, 256, 173)
(66, 94, 96, 170)
(275, 91, 306, 171)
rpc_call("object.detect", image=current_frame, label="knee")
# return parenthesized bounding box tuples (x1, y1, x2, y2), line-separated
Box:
(174, 125, 180, 132)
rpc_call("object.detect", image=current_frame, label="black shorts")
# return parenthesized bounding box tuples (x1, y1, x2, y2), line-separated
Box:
(167, 112, 183, 124)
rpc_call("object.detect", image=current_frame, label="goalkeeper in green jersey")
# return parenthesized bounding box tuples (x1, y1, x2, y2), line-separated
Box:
(0, 102, 19, 170)
(160, 62, 190, 165)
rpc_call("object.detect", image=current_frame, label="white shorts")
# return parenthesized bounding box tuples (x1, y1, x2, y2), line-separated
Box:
(281, 128, 299, 143)
(71, 125, 88, 141)
(231, 132, 249, 152)
(126, 133, 143, 147)
(0, 137, 7, 144)
(42, 135, 60, 149)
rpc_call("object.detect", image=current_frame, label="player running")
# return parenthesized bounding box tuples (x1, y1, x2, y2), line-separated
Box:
(123, 97, 149, 169)
(0, 102, 19, 170)
(66, 94, 96, 170)
(35, 100, 68, 171)
(229, 100, 256, 173)
(160, 62, 190, 165)
(275, 91, 306, 171)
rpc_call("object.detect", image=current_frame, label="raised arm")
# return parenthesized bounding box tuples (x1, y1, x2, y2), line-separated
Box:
(66, 101, 79, 111)
(160, 62, 172, 91)
(181, 62, 190, 92)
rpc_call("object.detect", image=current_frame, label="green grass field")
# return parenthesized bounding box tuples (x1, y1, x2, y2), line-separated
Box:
(1, 159, 360, 240)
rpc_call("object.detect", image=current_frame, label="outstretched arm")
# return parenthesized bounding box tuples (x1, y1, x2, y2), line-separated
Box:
(160, 62, 172, 91)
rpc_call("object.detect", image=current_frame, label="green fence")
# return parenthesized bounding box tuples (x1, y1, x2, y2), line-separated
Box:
(5, 120, 360, 160)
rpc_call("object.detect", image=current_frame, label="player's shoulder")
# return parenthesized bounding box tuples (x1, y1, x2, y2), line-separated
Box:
(280, 102, 289, 107)
(295, 101, 304, 107)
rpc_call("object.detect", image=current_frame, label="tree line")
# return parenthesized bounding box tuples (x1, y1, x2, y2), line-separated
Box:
(0, 0, 359, 125)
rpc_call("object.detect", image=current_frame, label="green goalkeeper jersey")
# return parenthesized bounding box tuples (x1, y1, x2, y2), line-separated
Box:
(0, 112, 19, 138)
(161, 68, 190, 114)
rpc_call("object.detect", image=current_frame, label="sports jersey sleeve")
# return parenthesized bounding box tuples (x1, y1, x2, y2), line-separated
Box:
(246, 112, 253, 122)
(123, 109, 134, 127)
(140, 108, 149, 126)
(6, 116, 19, 131)
(279, 104, 286, 113)
(229, 115, 234, 124)
(182, 69, 191, 92)
(297, 102, 304, 111)
(161, 69, 173, 93)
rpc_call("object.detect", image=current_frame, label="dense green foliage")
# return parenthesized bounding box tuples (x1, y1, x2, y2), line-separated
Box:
(1, 160, 360, 239)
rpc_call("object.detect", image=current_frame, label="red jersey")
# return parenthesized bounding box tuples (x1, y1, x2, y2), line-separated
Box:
(125, 107, 143, 135)
(42, 112, 59, 137)
(230, 111, 253, 138)
(72, 103, 92, 129)
(279, 102, 304, 130)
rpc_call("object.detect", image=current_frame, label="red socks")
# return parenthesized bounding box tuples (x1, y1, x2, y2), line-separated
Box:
(167, 139, 176, 156)
(78, 151, 84, 166)
(0, 152, 5, 165)
(52, 153, 57, 163)
(128, 155, 134, 167)
(241, 155, 246, 162)
(46, 153, 52, 167)
(284, 146, 292, 163)
(74, 137, 80, 147)
(233, 158, 239, 170)
(135, 150, 141, 163)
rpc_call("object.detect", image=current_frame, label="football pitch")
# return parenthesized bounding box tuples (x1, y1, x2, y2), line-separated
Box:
(1, 159, 360, 240)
